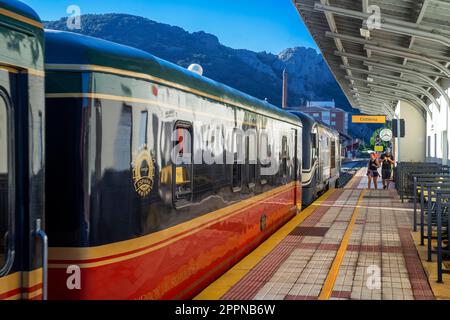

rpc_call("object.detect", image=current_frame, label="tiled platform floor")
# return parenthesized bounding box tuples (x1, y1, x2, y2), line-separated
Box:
(196, 169, 435, 300)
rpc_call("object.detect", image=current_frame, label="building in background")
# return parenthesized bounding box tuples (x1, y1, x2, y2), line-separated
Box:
(286, 100, 349, 134)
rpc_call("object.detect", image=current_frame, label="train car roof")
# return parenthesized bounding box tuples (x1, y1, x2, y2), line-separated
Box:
(316, 120, 340, 136)
(0, 0, 42, 25)
(44, 30, 302, 127)
(290, 111, 339, 136)
(289, 111, 315, 129)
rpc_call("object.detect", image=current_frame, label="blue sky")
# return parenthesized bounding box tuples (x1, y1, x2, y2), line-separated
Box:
(20, 0, 318, 54)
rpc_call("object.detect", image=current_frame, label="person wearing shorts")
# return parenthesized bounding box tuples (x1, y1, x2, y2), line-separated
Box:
(381, 152, 395, 189)
(367, 153, 380, 189)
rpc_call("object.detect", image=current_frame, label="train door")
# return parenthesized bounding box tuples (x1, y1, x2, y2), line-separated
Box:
(311, 129, 318, 186)
(337, 137, 342, 172)
(0, 68, 46, 300)
(292, 128, 298, 206)
(292, 128, 302, 209)
(0, 68, 18, 298)
(316, 129, 323, 190)
(330, 137, 337, 181)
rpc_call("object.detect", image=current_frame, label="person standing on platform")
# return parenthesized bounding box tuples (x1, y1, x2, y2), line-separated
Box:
(367, 152, 380, 189)
(381, 152, 395, 189)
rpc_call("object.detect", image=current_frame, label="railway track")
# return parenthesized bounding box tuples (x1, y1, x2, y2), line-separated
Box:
(337, 160, 367, 188)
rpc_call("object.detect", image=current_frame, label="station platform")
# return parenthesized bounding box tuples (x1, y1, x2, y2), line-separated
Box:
(195, 169, 436, 300)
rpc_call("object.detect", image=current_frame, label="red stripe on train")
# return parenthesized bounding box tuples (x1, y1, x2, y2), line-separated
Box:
(49, 191, 266, 265)
(48, 187, 299, 300)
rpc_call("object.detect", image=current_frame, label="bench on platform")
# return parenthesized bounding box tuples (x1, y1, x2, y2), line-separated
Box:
(415, 179, 450, 283)
(435, 190, 450, 283)
(396, 163, 450, 203)
(413, 175, 450, 232)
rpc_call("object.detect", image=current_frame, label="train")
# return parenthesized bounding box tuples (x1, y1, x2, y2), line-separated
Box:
(0, 0, 340, 300)
(291, 112, 341, 207)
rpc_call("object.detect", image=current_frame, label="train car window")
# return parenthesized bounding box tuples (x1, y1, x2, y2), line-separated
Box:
(173, 122, 193, 207)
(311, 133, 318, 159)
(282, 136, 288, 178)
(0, 92, 12, 271)
(331, 140, 336, 169)
(260, 132, 271, 185)
(246, 135, 257, 188)
(35, 110, 44, 169)
(232, 129, 243, 192)
(139, 110, 148, 146)
(311, 133, 317, 149)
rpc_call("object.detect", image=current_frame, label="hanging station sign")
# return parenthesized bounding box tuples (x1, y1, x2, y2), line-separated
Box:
(352, 115, 387, 124)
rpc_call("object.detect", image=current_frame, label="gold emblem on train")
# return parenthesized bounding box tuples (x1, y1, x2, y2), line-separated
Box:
(132, 146, 155, 197)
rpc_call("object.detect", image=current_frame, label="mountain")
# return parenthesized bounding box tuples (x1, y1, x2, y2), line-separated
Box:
(45, 14, 374, 141)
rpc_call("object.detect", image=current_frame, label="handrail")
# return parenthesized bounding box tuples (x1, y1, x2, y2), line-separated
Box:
(35, 219, 48, 300)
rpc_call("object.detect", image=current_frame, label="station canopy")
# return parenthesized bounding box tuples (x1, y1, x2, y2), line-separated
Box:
(294, 0, 450, 120)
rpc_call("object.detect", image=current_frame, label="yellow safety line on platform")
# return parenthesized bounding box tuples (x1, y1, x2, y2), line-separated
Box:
(311, 202, 412, 212)
(194, 189, 337, 300)
(344, 168, 365, 189)
(347, 168, 361, 186)
(318, 189, 366, 300)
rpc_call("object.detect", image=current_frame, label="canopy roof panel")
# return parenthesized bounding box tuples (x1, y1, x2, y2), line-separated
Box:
(294, 0, 450, 119)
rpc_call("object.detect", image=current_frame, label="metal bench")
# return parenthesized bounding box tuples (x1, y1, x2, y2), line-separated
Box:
(397, 163, 450, 202)
(435, 190, 450, 283)
(416, 182, 450, 263)
(413, 175, 450, 231)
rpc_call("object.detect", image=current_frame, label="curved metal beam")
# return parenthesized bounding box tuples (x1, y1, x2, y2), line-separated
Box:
(357, 106, 385, 114)
(358, 103, 395, 120)
(356, 97, 393, 108)
(356, 103, 395, 120)
(345, 65, 431, 87)
(365, 45, 450, 79)
(325, 32, 450, 63)
(356, 100, 395, 117)
(335, 51, 449, 79)
(367, 84, 433, 117)
(357, 104, 385, 112)
(363, 61, 450, 110)
(345, 74, 441, 112)
(355, 92, 406, 115)
(355, 95, 393, 104)
(368, 76, 441, 111)
(362, 61, 449, 105)
(355, 99, 387, 109)
(355, 96, 398, 118)
(369, 89, 429, 119)
(341, 61, 447, 116)
(357, 91, 427, 120)
(315, 3, 450, 47)
(312, 2, 449, 164)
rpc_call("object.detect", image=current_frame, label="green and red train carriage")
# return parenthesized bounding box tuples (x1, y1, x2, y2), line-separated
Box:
(0, 0, 45, 300)
(0, 0, 340, 300)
